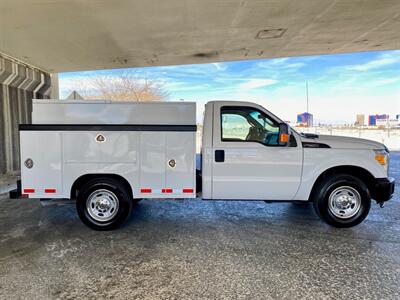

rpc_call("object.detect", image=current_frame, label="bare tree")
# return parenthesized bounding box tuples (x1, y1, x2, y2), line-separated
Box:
(71, 73, 168, 101)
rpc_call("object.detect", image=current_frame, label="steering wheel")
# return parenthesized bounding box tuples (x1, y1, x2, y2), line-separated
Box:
(265, 132, 279, 146)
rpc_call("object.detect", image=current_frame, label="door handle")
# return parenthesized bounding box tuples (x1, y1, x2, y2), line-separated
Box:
(215, 150, 225, 162)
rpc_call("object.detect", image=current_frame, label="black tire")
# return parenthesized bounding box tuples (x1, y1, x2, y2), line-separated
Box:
(76, 177, 132, 231)
(312, 174, 371, 228)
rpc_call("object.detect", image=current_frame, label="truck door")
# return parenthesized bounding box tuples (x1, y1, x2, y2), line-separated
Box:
(211, 103, 303, 200)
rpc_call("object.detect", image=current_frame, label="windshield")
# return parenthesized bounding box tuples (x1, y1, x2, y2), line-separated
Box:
(249, 111, 277, 133)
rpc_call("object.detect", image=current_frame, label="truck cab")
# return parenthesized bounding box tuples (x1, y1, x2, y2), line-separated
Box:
(201, 101, 303, 201)
(18, 100, 395, 230)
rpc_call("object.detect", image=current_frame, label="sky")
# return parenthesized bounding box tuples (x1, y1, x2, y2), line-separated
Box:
(59, 50, 400, 124)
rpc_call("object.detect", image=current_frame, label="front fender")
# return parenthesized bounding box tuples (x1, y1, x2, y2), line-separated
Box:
(294, 149, 386, 200)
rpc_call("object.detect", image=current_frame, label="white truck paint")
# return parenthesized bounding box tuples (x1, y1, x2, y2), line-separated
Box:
(20, 100, 196, 199)
(18, 99, 395, 230)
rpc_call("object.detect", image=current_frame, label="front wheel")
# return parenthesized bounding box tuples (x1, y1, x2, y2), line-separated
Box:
(312, 174, 371, 228)
(76, 178, 132, 230)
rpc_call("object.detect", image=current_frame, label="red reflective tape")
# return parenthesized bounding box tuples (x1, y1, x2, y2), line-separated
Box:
(162, 188, 173, 193)
(141, 188, 152, 193)
(21, 194, 29, 198)
(45, 188, 56, 193)
(23, 188, 35, 193)
(183, 188, 194, 193)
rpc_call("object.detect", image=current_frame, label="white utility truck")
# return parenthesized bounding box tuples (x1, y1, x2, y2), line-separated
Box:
(18, 100, 394, 230)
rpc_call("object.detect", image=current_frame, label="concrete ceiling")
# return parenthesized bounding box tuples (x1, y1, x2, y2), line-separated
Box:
(1, 0, 400, 73)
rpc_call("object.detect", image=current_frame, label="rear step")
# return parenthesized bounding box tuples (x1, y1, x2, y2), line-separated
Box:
(40, 198, 75, 206)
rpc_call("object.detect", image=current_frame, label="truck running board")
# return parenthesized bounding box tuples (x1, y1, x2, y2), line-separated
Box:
(40, 198, 75, 206)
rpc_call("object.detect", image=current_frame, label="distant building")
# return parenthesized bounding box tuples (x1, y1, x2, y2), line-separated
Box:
(368, 114, 389, 126)
(376, 118, 400, 128)
(297, 112, 313, 127)
(355, 114, 365, 126)
(368, 115, 376, 126)
(391, 119, 400, 128)
(376, 119, 388, 128)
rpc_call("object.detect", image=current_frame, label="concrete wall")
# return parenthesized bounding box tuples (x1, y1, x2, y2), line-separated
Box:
(0, 54, 51, 174)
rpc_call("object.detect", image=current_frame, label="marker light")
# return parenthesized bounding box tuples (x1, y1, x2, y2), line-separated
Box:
(279, 133, 289, 143)
(375, 154, 386, 165)
(374, 149, 389, 175)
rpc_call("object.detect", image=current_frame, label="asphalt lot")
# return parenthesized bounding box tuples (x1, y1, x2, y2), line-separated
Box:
(0, 152, 399, 299)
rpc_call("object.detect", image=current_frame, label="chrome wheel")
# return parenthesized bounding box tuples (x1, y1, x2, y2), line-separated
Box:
(86, 189, 119, 222)
(328, 186, 361, 219)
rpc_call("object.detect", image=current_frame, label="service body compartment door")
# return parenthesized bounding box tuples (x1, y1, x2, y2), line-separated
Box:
(165, 132, 196, 197)
(139, 132, 166, 197)
(138, 131, 196, 198)
(211, 103, 303, 200)
(20, 131, 62, 197)
(62, 131, 139, 198)
(63, 131, 138, 163)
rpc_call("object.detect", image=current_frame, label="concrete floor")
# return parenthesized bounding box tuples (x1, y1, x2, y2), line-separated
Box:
(0, 173, 18, 194)
(0, 153, 399, 299)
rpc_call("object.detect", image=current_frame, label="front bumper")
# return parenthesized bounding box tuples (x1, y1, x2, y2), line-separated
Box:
(371, 177, 395, 203)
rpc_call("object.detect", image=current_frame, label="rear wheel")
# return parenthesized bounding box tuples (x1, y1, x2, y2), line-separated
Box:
(76, 178, 132, 230)
(312, 174, 371, 228)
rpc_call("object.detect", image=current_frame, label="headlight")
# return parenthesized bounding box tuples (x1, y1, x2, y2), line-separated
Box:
(374, 149, 389, 174)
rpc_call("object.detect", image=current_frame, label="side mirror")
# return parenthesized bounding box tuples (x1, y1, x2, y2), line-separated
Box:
(278, 123, 289, 146)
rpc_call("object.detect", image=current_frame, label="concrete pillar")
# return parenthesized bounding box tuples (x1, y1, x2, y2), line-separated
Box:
(50, 73, 59, 99)
(0, 53, 51, 174)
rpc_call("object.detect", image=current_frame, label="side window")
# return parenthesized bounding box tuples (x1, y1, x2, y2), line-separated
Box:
(221, 106, 280, 146)
(221, 113, 251, 141)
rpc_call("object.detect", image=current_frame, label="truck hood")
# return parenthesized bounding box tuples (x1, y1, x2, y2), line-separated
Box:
(300, 133, 386, 150)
